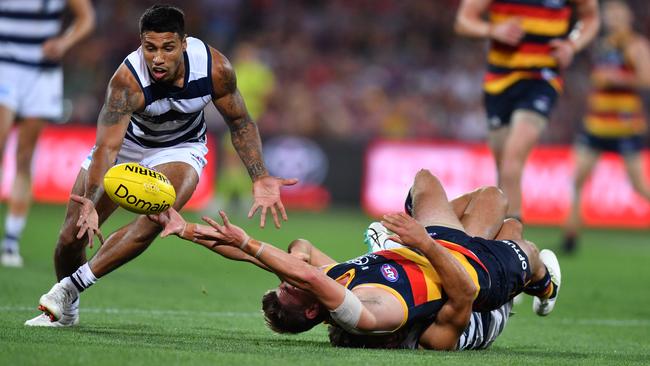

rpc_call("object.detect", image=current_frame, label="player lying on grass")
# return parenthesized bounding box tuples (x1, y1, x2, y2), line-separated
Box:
(280, 177, 532, 350)
(151, 169, 561, 350)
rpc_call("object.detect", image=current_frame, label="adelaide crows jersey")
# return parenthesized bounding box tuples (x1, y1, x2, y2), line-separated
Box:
(484, 0, 572, 94)
(324, 246, 481, 333)
(584, 40, 646, 138)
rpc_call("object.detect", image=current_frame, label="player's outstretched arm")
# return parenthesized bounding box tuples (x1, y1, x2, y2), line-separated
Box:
(287, 239, 337, 267)
(208, 47, 297, 229)
(382, 212, 475, 350)
(74, 65, 143, 248)
(148, 208, 269, 270)
(200, 211, 407, 332)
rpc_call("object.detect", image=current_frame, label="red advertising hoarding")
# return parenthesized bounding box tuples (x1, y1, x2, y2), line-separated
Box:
(1, 126, 215, 210)
(363, 140, 650, 228)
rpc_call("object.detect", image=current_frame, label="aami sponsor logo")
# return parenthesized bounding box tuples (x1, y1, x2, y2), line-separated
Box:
(114, 184, 170, 213)
(381, 264, 399, 283)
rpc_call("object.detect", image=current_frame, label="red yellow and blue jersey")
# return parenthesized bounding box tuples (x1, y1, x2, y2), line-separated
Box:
(584, 40, 647, 138)
(484, 0, 572, 94)
(324, 246, 482, 332)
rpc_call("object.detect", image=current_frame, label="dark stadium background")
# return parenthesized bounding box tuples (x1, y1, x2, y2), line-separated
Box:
(54, 0, 650, 210)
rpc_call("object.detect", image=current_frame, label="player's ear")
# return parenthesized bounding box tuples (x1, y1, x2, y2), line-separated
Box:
(305, 303, 321, 320)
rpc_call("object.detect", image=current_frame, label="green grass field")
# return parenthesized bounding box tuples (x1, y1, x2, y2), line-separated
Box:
(1, 204, 649, 365)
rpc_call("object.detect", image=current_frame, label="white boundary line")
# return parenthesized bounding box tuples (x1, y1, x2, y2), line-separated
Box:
(2, 305, 649, 326)
(1, 306, 260, 318)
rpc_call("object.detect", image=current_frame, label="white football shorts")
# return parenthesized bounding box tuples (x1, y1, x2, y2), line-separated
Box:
(0, 62, 63, 120)
(81, 138, 209, 177)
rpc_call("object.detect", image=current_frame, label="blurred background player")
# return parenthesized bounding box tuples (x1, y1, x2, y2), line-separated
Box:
(562, 0, 650, 253)
(0, 0, 95, 267)
(454, 0, 600, 220)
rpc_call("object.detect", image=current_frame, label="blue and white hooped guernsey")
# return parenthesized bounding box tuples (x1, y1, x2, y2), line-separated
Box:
(123, 37, 214, 148)
(0, 0, 66, 68)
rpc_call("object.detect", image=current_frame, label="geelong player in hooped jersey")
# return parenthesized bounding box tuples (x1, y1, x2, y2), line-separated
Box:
(0, 0, 95, 268)
(454, 0, 600, 220)
(25, 5, 297, 327)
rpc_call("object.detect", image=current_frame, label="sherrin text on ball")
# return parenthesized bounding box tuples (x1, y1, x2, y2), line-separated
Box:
(103, 163, 176, 214)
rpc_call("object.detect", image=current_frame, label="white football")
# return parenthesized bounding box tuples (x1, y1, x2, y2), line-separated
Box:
(103, 162, 176, 214)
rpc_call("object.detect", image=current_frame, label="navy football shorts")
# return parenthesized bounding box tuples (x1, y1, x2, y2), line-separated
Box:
(484, 79, 558, 130)
(425, 225, 531, 312)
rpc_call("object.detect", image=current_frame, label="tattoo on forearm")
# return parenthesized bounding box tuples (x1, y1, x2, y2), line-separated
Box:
(230, 117, 268, 179)
(85, 184, 102, 203)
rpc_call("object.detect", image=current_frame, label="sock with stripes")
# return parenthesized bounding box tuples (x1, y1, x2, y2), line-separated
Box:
(61, 263, 98, 296)
(523, 267, 556, 300)
(1, 214, 26, 253)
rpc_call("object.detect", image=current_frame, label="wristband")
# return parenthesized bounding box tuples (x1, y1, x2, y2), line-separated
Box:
(180, 223, 196, 241)
(254, 243, 266, 259)
(240, 236, 251, 250)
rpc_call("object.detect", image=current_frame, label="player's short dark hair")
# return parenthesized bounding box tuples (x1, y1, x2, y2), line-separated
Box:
(261, 290, 325, 334)
(139, 4, 185, 37)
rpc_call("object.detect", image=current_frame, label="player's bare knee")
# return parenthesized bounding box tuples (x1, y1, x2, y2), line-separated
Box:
(502, 218, 523, 239)
(478, 186, 508, 212)
(288, 238, 313, 253)
(412, 169, 439, 195)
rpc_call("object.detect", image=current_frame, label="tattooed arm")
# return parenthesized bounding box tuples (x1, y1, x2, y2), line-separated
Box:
(210, 47, 297, 228)
(73, 65, 144, 246)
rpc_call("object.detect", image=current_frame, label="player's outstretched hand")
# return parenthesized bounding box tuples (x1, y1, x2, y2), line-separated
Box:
(70, 194, 104, 249)
(148, 207, 187, 238)
(381, 212, 431, 251)
(200, 211, 250, 247)
(250, 176, 298, 228)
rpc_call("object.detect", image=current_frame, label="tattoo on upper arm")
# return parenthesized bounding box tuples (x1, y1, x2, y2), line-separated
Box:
(98, 87, 138, 126)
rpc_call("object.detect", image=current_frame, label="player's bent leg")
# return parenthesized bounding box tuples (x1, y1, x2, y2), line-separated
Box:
(494, 218, 523, 241)
(54, 169, 118, 280)
(516, 239, 561, 315)
(459, 186, 508, 239)
(498, 111, 545, 218)
(410, 169, 464, 231)
(88, 161, 199, 278)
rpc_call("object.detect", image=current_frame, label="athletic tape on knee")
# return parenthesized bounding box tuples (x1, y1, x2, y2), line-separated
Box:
(329, 288, 363, 334)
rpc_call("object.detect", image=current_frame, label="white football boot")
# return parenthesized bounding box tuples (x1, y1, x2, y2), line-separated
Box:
(25, 295, 79, 327)
(533, 249, 561, 316)
(364, 222, 403, 253)
(37, 282, 78, 322)
(1, 250, 23, 268)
